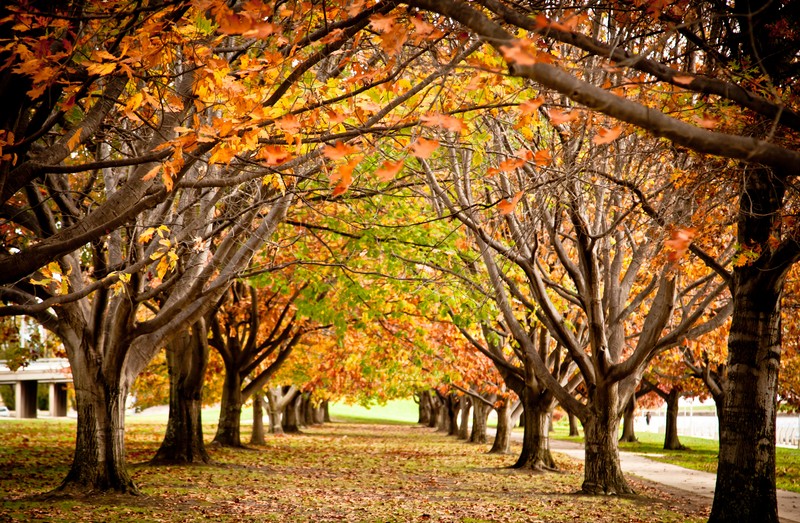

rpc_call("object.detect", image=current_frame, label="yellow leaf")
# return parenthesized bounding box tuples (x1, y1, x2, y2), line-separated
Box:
(86, 61, 118, 76)
(208, 145, 236, 164)
(139, 227, 156, 243)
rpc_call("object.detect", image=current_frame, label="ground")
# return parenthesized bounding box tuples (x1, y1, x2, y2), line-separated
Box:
(0, 417, 708, 522)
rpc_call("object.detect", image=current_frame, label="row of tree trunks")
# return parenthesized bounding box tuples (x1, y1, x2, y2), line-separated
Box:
(417, 390, 520, 457)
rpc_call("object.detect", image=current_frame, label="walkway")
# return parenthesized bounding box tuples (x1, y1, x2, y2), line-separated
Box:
(549, 438, 800, 523)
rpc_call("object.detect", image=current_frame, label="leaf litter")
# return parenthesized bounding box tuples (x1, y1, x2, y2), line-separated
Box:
(0, 420, 707, 522)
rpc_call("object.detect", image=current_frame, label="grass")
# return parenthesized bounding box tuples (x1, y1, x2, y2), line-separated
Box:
(0, 410, 707, 522)
(551, 420, 800, 494)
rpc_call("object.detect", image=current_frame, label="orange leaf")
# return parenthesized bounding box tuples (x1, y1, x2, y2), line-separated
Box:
(323, 141, 359, 160)
(500, 40, 538, 66)
(673, 75, 694, 86)
(548, 108, 578, 125)
(375, 160, 404, 182)
(369, 13, 396, 32)
(330, 159, 359, 197)
(519, 97, 545, 114)
(275, 114, 301, 134)
(498, 157, 526, 172)
(420, 113, 465, 133)
(142, 164, 161, 181)
(534, 14, 550, 29)
(66, 128, 82, 152)
(258, 146, 292, 165)
(410, 137, 439, 159)
(498, 192, 523, 215)
(533, 150, 552, 166)
(665, 227, 696, 262)
(592, 125, 622, 144)
(162, 168, 174, 192)
(693, 115, 720, 129)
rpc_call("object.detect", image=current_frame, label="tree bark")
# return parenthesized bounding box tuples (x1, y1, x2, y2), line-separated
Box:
(151, 322, 210, 464)
(663, 388, 686, 450)
(265, 388, 284, 435)
(446, 394, 459, 436)
(512, 390, 556, 471)
(568, 411, 580, 437)
(57, 362, 137, 494)
(489, 399, 512, 454)
(457, 396, 471, 440)
(250, 391, 266, 445)
(418, 390, 433, 425)
(322, 401, 331, 423)
(427, 394, 440, 428)
(581, 383, 632, 494)
(212, 368, 244, 447)
(469, 399, 490, 444)
(709, 168, 786, 523)
(282, 391, 302, 434)
(619, 395, 638, 443)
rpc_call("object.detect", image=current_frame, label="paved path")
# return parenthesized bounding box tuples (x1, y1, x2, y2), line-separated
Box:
(549, 438, 800, 523)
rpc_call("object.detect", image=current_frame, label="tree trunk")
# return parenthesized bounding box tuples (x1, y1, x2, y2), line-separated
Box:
(282, 392, 302, 434)
(322, 400, 331, 423)
(489, 399, 512, 454)
(418, 390, 433, 425)
(250, 391, 266, 445)
(710, 168, 784, 523)
(663, 388, 686, 450)
(581, 386, 632, 494)
(212, 369, 244, 447)
(512, 390, 556, 471)
(619, 395, 638, 443)
(469, 400, 490, 444)
(447, 394, 459, 436)
(151, 323, 210, 464)
(428, 394, 440, 428)
(568, 412, 580, 437)
(313, 403, 325, 424)
(57, 366, 137, 494)
(265, 387, 284, 435)
(301, 393, 316, 426)
(457, 396, 471, 440)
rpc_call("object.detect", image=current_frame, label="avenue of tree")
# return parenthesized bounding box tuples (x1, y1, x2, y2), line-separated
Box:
(1, 2, 799, 523)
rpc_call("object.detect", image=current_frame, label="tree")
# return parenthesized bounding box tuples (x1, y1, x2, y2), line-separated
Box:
(398, 2, 798, 518)
(421, 119, 728, 493)
(208, 282, 312, 447)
